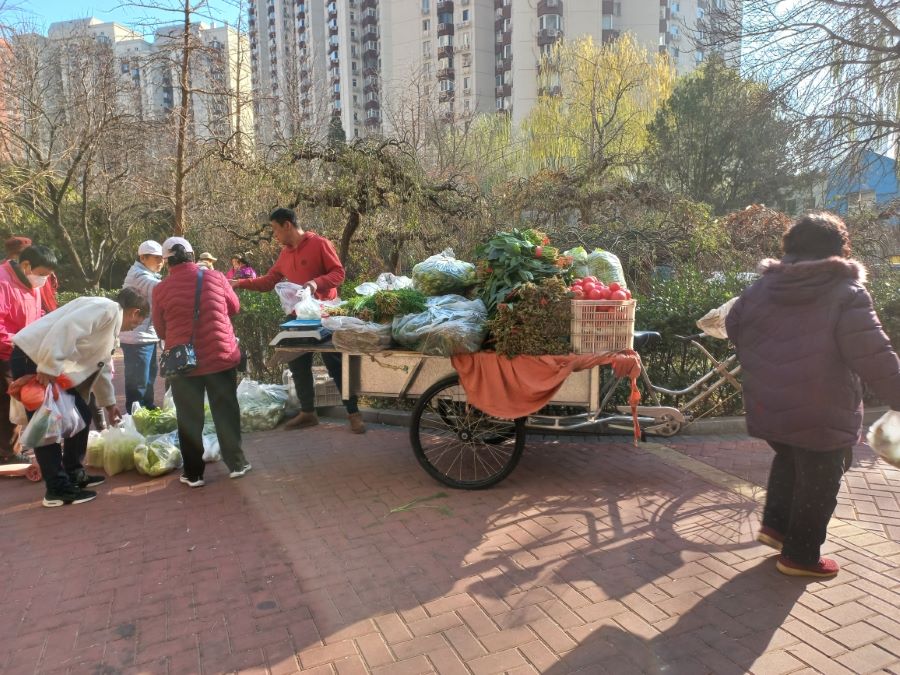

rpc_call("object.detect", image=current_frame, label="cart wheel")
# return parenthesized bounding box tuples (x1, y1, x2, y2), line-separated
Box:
(410, 375, 525, 489)
(25, 464, 42, 482)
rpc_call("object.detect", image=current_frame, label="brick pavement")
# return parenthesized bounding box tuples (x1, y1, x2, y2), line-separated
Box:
(1, 415, 899, 674)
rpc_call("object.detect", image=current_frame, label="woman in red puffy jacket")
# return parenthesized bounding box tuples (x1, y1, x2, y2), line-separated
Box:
(152, 237, 251, 486)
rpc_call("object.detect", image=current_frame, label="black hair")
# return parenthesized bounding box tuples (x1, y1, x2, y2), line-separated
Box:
(269, 207, 297, 226)
(783, 211, 851, 260)
(19, 245, 57, 270)
(168, 244, 194, 266)
(231, 254, 250, 265)
(116, 287, 150, 315)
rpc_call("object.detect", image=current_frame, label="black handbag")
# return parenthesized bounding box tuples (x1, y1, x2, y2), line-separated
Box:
(159, 269, 204, 378)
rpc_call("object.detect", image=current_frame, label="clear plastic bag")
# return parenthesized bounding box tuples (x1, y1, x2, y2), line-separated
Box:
(868, 411, 900, 467)
(412, 248, 477, 296)
(323, 316, 393, 353)
(134, 436, 182, 477)
(696, 297, 739, 340)
(20, 387, 86, 449)
(274, 282, 307, 314)
(85, 431, 105, 468)
(202, 432, 221, 462)
(101, 416, 144, 475)
(293, 287, 321, 320)
(237, 378, 289, 431)
(565, 246, 626, 287)
(392, 297, 487, 356)
(355, 272, 414, 296)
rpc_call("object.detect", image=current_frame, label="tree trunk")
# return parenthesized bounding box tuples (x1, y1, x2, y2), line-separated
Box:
(173, 0, 192, 236)
(338, 209, 360, 264)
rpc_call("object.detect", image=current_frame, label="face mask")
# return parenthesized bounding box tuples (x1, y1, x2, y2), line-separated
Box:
(27, 274, 48, 289)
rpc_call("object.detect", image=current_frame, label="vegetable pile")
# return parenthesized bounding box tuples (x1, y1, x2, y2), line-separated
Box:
(412, 248, 477, 296)
(488, 278, 572, 357)
(132, 406, 178, 436)
(333, 288, 428, 323)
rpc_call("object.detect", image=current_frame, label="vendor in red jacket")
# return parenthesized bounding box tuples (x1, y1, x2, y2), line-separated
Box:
(230, 207, 364, 434)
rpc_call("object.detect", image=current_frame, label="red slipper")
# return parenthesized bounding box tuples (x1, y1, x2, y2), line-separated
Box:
(756, 526, 785, 551)
(776, 556, 839, 578)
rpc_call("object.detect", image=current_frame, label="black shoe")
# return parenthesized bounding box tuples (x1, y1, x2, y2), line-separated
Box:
(69, 468, 106, 488)
(42, 487, 97, 508)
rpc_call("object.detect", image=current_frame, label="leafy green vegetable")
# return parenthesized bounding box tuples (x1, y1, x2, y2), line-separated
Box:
(132, 406, 178, 436)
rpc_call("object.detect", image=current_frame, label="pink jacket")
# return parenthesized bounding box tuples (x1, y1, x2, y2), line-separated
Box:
(152, 263, 242, 376)
(0, 265, 42, 360)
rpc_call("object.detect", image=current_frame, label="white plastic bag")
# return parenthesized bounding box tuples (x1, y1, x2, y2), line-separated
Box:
(237, 378, 289, 431)
(202, 433, 221, 462)
(101, 415, 144, 475)
(323, 316, 393, 353)
(868, 411, 900, 467)
(392, 296, 487, 356)
(134, 436, 182, 477)
(412, 248, 477, 296)
(20, 387, 86, 449)
(355, 272, 414, 296)
(293, 287, 322, 320)
(696, 297, 739, 340)
(274, 282, 307, 314)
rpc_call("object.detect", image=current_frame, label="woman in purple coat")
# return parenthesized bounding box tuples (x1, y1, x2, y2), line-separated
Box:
(727, 212, 900, 578)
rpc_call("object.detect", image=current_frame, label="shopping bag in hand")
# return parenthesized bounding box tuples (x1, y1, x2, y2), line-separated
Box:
(20, 386, 85, 449)
(868, 411, 900, 467)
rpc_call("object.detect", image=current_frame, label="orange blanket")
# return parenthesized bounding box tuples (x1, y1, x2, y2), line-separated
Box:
(451, 351, 643, 444)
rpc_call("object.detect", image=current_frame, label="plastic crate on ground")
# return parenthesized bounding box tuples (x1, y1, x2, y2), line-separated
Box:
(570, 299, 635, 353)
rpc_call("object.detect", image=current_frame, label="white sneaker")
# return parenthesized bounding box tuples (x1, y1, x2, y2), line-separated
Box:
(179, 475, 205, 487)
(229, 464, 252, 479)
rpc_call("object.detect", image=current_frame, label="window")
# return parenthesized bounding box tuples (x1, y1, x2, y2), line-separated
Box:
(438, 34, 453, 47)
(423, 40, 431, 55)
(602, 15, 613, 29)
(440, 78, 454, 91)
(423, 18, 430, 31)
(353, 94, 358, 103)
(460, 31, 470, 47)
(351, 28, 356, 38)
(502, 44, 512, 58)
(539, 14, 561, 30)
(502, 18, 510, 32)
(355, 128, 360, 137)
(463, 76, 470, 90)
(352, 61, 358, 71)
(422, 0, 430, 12)
(462, 9, 469, 20)
(352, 77, 358, 86)
(438, 12, 452, 24)
(462, 53, 472, 67)
(334, 82, 340, 92)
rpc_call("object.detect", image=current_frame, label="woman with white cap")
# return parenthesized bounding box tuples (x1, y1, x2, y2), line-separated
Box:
(152, 236, 251, 486)
(120, 240, 165, 411)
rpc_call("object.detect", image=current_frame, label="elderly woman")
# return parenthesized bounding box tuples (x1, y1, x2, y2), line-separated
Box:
(152, 237, 251, 487)
(225, 255, 257, 280)
(727, 212, 900, 578)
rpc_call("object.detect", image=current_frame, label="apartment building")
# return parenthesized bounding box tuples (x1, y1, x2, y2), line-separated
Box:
(249, 0, 379, 146)
(383, 0, 738, 129)
(44, 18, 253, 143)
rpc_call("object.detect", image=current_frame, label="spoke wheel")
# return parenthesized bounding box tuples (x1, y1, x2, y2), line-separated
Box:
(410, 375, 525, 489)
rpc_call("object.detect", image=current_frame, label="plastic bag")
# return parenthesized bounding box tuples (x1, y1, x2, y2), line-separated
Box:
(293, 287, 321, 320)
(131, 402, 178, 436)
(134, 436, 182, 477)
(101, 416, 143, 475)
(696, 297, 739, 340)
(85, 431, 105, 468)
(283, 369, 301, 410)
(275, 282, 307, 314)
(237, 378, 289, 431)
(412, 248, 477, 296)
(202, 432, 221, 462)
(868, 411, 900, 467)
(20, 387, 86, 449)
(565, 246, 626, 287)
(355, 272, 414, 296)
(392, 296, 487, 356)
(323, 316, 393, 353)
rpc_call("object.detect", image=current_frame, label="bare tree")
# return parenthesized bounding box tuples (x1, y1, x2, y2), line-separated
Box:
(705, 0, 900, 168)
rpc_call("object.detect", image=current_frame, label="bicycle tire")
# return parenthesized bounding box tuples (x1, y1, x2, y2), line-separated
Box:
(410, 374, 526, 489)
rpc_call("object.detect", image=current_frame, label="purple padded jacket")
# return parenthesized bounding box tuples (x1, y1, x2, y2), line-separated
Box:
(726, 256, 900, 451)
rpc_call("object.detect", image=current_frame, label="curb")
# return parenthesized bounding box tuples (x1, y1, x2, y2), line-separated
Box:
(315, 405, 889, 437)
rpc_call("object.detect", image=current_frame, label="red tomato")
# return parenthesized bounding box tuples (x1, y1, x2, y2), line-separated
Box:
(571, 289, 585, 300)
(624, 289, 632, 299)
(583, 276, 598, 284)
(608, 282, 621, 293)
(609, 290, 627, 301)
(587, 288, 605, 300)
(581, 281, 596, 293)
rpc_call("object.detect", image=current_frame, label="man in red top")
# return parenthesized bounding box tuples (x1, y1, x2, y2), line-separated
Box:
(231, 208, 365, 434)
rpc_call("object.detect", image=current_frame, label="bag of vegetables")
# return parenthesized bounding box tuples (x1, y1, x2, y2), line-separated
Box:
(564, 246, 627, 287)
(237, 379, 289, 431)
(101, 416, 144, 475)
(412, 248, 477, 296)
(393, 296, 488, 356)
(85, 431, 105, 468)
(134, 435, 182, 477)
(131, 402, 178, 436)
(324, 316, 393, 353)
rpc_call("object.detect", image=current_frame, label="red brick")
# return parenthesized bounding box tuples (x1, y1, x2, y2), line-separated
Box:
(298, 640, 357, 670)
(355, 633, 393, 669)
(467, 648, 527, 675)
(370, 655, 432, 675)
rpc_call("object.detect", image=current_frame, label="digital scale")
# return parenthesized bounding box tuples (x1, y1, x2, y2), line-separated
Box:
(268, 318, 333, 347)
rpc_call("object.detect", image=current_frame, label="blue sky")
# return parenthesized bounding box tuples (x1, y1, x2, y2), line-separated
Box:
(22, 0, 242, 35)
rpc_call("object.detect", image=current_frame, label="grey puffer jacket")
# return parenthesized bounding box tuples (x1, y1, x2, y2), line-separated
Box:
(726, 256, 900, 451)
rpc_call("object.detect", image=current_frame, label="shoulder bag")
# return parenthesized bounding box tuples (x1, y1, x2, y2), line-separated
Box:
(159, 269, 204, 377)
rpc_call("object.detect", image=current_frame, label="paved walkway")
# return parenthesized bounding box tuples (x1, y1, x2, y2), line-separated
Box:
(1, 412, 898, 674)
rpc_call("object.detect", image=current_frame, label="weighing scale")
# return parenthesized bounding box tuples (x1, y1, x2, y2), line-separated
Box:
(268, 318, 333, 347)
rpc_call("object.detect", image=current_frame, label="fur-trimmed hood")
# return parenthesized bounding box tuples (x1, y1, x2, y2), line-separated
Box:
(755, 256, 867, 305)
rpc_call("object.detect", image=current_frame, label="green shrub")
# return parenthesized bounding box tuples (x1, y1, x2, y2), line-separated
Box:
(232, 290, 286, 382)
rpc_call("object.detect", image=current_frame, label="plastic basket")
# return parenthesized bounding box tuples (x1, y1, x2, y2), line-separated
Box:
(312, 366, 343, 407)
(570, 299, 635, 353)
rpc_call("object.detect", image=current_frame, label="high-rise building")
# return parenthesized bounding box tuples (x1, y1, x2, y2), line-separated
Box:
(249, 0, 380, 146)
(43, 18, 253, 143)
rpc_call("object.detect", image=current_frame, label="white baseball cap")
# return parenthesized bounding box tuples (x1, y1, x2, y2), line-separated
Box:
(161, 236, 194, 259)
(137, 240, 163, 256)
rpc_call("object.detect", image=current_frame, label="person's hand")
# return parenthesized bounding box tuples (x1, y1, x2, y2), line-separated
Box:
(303, 280, 317, 293)
(105, 405, 122, 426)
(229, 279, 240, 288)
(35, 372, 55, 386)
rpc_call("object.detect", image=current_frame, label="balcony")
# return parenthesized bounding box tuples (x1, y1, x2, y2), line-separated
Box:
(363, 27, 378, 42)
(364, 43, 378, 58)
(362, 11, 377, 26)
(362, 0, 377, 8)
(496, 55, 512, 71)
(537, 0, 562, 15)
(495, 4, 510, 18)
(602, 0, 614, 13)
(495, 83, 511, 97)
(437, 67, 454, 79)
(364, 98, 380, 110)
(437, 22, 454, 36)
(537, 27, 562, 45)
(365, 115, 380, 127)
(439, 89, 454, 102)
(437, 44, 454, 58)
(364, 80, 378, 93)
(602, 29, 620, 43)
(437, 0, 453, 11)
(538, 84, 561, 96)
